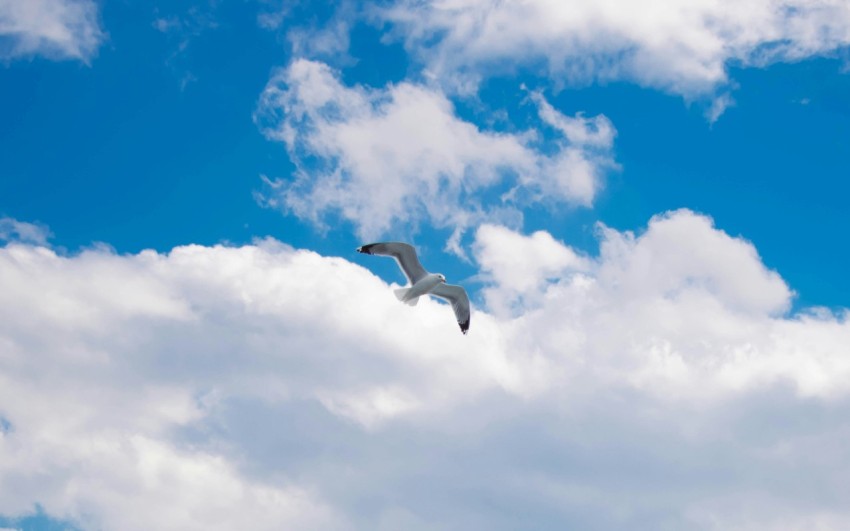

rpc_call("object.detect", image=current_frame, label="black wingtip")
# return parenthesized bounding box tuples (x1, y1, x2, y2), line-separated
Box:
(459, 319, 470, 335)
(357, 243, 376, 255)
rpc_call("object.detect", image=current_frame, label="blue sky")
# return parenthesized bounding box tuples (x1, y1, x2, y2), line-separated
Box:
(3, 1, 850, 530)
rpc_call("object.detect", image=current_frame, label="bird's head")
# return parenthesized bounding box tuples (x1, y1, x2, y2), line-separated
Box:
(437, 274, 446, 282)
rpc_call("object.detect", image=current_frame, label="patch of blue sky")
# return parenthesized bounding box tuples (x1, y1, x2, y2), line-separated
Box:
(343, 22, 410, 88)
(0, 507, 80, 531)
(1, 1, 290, 250)
(586, 58, 850, 312)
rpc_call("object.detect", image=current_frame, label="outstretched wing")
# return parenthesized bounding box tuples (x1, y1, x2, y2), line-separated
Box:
(429, 283, 470, 334)
(356, 242, 429, 284)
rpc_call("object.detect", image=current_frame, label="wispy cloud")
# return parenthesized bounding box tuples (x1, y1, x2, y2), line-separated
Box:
(257, 0, 358, 62)
(0, 217, 51, 245)
(2, 212, 850, 528)
(151, 3, 220, 89)
(255, 59, 617, 247)
(0, 0, 103, 62)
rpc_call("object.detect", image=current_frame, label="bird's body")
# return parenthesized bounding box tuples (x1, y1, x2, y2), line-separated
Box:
(357, 242, 470, 334)
(396, 273, 445, 305)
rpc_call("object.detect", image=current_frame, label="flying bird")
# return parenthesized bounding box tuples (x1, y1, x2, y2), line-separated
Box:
(357, 242, 470, 334)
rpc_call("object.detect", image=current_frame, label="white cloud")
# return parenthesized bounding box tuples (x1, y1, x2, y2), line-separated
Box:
(473, 210, 850, 404)
(257, 0, 358, 60)
(0, 217, 51, 245)
(2, 211, 850, 528)
(255, 59, 617, 245)
(0, 237, 534, 529)
(595, 209, 793, 317)
(380, 0, 850, 97)
(0, 0, 103, 62)
(474, 223, 591, 315)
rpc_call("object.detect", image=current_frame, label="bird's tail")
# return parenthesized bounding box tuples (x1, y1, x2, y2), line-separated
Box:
(394, 288, 419, 306)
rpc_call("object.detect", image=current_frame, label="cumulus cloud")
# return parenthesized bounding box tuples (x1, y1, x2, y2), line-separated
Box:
(2, 211, 850, 528)
(0, 0, 104, 62)
(474, 223, 591, 315)
(0, 238, 531, 529)
(380, 0, 850, 98)
(476, 210, 848, 401)
(255, 59, 617, 246)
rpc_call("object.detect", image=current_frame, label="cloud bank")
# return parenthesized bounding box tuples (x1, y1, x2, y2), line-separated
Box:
(255, 59, 617, 245)
(2, 210, 850, 529)
(381, 0, 850, 97)
(0, 0, 104, 62)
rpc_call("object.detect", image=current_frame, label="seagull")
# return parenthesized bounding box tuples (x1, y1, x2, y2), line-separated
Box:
(357, 242, 470, 334)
